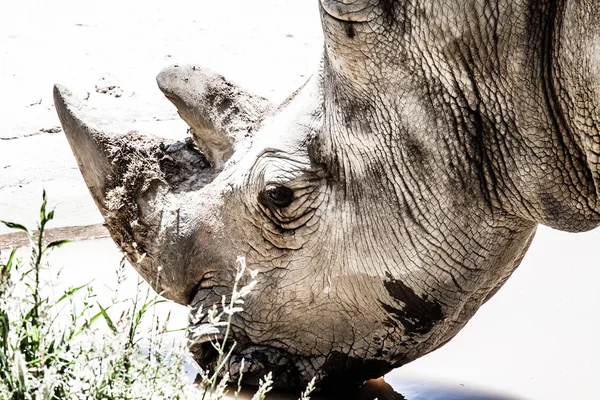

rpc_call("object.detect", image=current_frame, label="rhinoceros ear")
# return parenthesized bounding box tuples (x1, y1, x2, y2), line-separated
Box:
(156, 64, 275, 169)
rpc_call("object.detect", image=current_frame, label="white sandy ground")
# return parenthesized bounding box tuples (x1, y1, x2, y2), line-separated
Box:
(0, 1, 598, 399)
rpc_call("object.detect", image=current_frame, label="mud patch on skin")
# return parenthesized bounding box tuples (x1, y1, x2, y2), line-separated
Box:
(404, 136, 430, 171)
(380, 0, 400, 26)
(189, 341, 396, 390)
(236, 348, 303, 388)
(101, 133, 213, 278)
(381, 272, 444, 335)
(101, 133, 166, 259)
(344, 22, 356, 39)
(536, 191, 594, 231)
(158, 137, 214, 192)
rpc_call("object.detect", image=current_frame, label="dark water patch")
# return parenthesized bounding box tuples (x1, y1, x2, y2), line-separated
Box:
(228, 375, 524, 399)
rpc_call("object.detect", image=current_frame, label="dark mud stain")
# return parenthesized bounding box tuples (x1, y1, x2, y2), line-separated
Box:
(344, 22, 356, 39)
(381, 272, 443, 335)
(158, 138, 212, 191)
(538, 191, 575, 223)
(381, 0, 397, 24)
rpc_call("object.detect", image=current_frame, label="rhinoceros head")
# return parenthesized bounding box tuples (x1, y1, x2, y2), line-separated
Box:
(55, 0, 600, 389)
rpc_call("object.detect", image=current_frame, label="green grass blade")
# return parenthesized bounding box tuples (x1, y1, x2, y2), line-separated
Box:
(40, 190, 47, 221)
(96, 302, 118, 334)
(56, 283, 90, 304)
(135, 298, 166, 325)
(1, 247, 17, 279)
(46, 239, 70, 250)
(43, 239, 71, 255)
(0, 221, 29, 234)
(0, 311, 9, 351)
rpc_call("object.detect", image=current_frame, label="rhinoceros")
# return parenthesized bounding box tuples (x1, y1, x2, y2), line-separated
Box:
(53, 0, 600, 389)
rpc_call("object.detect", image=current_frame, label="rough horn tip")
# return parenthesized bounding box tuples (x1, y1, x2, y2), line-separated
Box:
(155, 64, 184, 94)
(53, 83, 85, 123)
(53, 83, 70, 97)
(156, 64, 219, 96)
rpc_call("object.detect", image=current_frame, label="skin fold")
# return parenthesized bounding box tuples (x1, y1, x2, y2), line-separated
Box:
(54, 0, 600, 389)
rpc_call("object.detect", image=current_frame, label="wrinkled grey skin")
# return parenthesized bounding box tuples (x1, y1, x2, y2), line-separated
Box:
(54, 0, 600, 389)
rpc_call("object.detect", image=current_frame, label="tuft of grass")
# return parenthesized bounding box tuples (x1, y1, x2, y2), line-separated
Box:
(0, 192, 198, 399)
(0, 192, 313, 399)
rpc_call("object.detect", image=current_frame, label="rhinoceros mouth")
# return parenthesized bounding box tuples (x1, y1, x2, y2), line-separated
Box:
(186, 289, 304, 386)
(187, 323, 226, 369)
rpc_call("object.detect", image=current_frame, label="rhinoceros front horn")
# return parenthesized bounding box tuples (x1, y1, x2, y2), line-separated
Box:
(53, 84, 116, 210)
(53, 83, 202, 215)
(53, 83, 216, 301)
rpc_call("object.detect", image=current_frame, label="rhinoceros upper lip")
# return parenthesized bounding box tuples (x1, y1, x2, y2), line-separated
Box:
(320, 0, 375, 23)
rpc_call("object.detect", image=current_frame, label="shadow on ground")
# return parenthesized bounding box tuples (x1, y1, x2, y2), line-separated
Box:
(234, 377, 523, 400)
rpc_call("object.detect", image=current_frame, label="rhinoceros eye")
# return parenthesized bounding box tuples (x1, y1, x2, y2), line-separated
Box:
(261, 184, 294, 208)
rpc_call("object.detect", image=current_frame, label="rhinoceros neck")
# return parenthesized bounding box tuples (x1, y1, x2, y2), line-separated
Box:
(321, 0, 600, 232)
(426, 0, 600, 231)
(549, 1, 600, 225)
(310, 59, 538, 363)
(306, 1, 588, 361)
